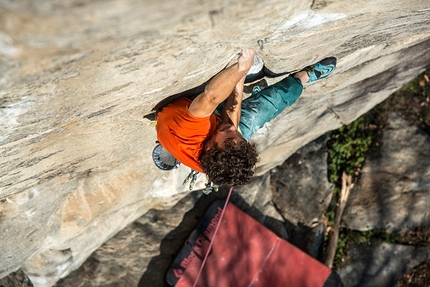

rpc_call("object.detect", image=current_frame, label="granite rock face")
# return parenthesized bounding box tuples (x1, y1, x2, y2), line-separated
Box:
(342, 113, 430, 232)
(339, 240, 430, 287)
(0, 270, 33, 287)
(271, 135, 333, 226)
(1, 0, 430, 285)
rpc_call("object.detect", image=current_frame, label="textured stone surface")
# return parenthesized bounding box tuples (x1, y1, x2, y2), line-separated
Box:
(1, 0, 430, 285)
(271, 135, 333, 226)
(0, 270, 33, 287)
(342, 114, 430, 232)
(338, 240, 430, 287)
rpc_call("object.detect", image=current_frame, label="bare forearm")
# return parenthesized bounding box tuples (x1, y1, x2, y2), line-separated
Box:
(188, 49, 255, 118)
(204, 63, 247, 106)
(221, 75, 245, 127)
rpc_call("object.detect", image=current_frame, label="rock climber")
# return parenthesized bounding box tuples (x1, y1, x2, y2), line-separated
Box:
(156, 49, 336, 186)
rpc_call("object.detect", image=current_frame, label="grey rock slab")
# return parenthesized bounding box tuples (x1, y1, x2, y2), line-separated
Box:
(271, 136, 334, 226)
(0, 270, 34, 287)
(342, 113, 430, 232)
(338, 240, 430, 287)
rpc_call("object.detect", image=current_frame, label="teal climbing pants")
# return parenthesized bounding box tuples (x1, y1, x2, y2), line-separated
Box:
(239, 75, 303, 140)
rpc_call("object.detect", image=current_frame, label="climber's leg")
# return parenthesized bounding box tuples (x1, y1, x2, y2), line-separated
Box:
(239, 75, 303, 140)
(239, 57, 337, 140)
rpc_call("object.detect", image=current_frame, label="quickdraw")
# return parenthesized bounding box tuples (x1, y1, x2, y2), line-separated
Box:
(182, 169, 199, 190)
(183, 169, 218, 195)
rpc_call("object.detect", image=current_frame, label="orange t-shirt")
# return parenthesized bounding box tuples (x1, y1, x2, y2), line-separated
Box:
(156, 98, 220, 172)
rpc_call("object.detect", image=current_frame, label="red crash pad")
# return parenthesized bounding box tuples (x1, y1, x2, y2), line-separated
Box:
(166, 200, 342, 287)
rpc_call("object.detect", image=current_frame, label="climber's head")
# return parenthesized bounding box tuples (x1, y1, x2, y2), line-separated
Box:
(200, 123, 259, 186)
(205, 123, 242, 148)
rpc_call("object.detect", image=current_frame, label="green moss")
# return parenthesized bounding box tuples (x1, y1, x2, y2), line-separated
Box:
(401, 79, 419, 93)
(327, 116, 374, 185)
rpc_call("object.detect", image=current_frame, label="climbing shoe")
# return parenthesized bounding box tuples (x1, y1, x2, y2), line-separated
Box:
(304, 57, 337, 83)
(243, 78, 268, 95)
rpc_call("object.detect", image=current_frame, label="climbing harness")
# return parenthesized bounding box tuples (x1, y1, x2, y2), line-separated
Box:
(192, 186, 234, 287)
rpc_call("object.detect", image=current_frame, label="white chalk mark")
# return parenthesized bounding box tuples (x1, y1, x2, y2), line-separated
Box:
(140, 87, 162, 96)
(0, 31, 20, 57)
(277, 11, 346, 32)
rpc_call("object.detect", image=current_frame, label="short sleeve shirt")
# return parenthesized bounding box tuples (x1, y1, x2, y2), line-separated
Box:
(156, 98, 220, 172)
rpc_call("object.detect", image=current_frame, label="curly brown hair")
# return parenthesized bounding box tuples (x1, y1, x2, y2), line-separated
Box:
(199, 139, 259, 186)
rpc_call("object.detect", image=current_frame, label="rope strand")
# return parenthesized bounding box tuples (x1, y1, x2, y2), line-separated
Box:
(192, 186, 234, 287)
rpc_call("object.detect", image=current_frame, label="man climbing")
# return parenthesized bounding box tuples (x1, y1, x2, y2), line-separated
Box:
(156, 49, 336, 187)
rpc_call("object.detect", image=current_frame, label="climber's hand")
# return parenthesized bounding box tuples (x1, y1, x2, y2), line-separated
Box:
(238, 49, 256, 73)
